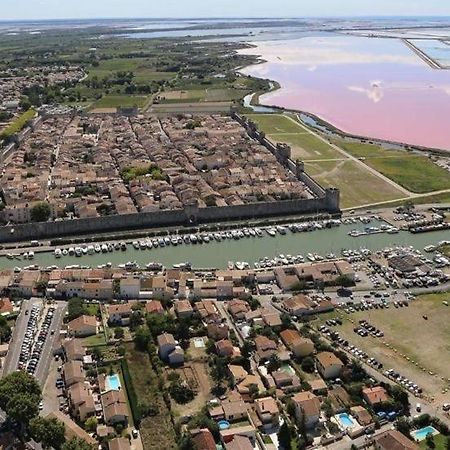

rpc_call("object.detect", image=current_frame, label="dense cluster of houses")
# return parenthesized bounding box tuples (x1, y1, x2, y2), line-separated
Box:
(57, 338, 131, 449)
(0, 66, 83, 113)
(0, 113, 310, 223)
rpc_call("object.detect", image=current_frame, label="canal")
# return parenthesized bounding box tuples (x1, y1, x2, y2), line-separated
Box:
(1, 220, 448, 270)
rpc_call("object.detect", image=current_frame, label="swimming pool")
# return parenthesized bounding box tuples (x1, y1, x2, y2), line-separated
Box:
(412, 426, 439, 442)
(217, 420, 230, 430)
(337, 413, 355, 428)
(105, 374, 122, 391)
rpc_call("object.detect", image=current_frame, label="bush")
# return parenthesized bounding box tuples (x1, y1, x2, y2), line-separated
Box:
(169, 381, 195, 404)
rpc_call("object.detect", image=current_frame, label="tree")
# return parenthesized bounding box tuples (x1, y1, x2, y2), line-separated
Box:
(278, 421, 292, 450)
(114, 327, 124, 339)
(395, 417, 412, 438)
(129, 310, 142, 330)
(0, 371, 41, 427)
(134, 326, 151, 351)
(29, 417, 66, 450)
(267, 354, 282, 373)
(84, 416, 97, 432)
(301, 356, 315, 373)
(0, 316, 11, 343)
(31, 202, 51, 222)
(169, 381, 195, 404)
(62, 437, 95, 450)
(90, 346, 102, 361)
(335, 275, 353, 288)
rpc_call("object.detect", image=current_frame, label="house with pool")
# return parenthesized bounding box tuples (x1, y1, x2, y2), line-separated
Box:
(331, 412, 364, 438)
(374, 429, 419, 450)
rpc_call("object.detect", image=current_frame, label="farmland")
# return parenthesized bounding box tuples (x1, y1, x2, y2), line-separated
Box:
(91, 94, 149, 110)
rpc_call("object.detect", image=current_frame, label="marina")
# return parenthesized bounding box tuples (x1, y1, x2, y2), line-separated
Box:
(1, 216, 449, 270)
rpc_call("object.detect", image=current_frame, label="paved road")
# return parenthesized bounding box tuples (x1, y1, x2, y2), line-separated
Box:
(2, 298, 43, 376)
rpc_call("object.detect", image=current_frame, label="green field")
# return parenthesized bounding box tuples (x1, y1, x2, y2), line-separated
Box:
(305, 160, 406, 208)
(331, 140, 406, 159)
(124, 344, 176, 450)
(0, 108, 36, 139)
(365, 156, 450, 193)
(247, 114, 343, 160)
(88, 57, 176, 84)
(91, 95, 149, 109)
(246, 114, 304, 134)
(268, 132, 343, 161)
(332, 139, 450, 193)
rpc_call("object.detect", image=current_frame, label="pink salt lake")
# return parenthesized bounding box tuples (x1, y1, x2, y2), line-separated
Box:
(240, 36, 450, 150)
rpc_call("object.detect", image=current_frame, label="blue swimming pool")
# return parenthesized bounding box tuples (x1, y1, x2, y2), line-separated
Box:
(105, 374, 122, 391)
(337, 413, 355, 428)
(218, 420, 230, 430)
(412, 426, 438, 442)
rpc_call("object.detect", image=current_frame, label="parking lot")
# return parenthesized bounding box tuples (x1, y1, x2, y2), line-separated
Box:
(3, 299, 66, 386)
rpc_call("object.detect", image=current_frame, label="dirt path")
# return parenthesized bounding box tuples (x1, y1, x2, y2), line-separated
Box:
(284, 114, 413, 196)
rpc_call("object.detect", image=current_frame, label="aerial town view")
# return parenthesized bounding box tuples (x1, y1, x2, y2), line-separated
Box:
(0, 1, 450, 450)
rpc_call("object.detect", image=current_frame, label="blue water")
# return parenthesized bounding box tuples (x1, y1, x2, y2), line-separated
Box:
(218, 420, 230, 430)
(413, 426, 438, 441)
(106, 374, 121, 391)
(338, 413, 355, 427)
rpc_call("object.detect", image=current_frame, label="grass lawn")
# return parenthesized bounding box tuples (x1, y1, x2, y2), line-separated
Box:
(82, 333, 106, 347)
(124, 343, 176, 450)
(316, 292, 450, 400)
(364, 156, 450, 193)
(331, 139, 406, 159)
(305, 160, 406, 208)
(84, 303, 100, 316)
(332, 139, 450, 193)
(268, 132, 343, 161)
(246, 113, 305, 134)
(419, 433, 447, 449)
(91, 95, 148, 109)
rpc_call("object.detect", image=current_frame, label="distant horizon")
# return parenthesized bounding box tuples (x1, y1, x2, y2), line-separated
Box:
(2, 15, 450, 23)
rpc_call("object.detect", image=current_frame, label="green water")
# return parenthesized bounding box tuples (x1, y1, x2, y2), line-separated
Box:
(1, 220, 448, 270)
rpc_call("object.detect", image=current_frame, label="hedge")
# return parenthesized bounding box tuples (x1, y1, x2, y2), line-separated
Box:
(120, 358, 141, 426)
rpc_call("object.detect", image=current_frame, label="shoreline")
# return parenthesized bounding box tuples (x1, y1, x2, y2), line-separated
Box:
(239, 40, 450, 156)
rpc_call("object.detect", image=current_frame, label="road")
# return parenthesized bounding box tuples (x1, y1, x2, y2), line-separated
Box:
(2, 298, 43, 376)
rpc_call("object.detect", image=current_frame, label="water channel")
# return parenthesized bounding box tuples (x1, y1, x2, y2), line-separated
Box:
(2, 220, 449, 270)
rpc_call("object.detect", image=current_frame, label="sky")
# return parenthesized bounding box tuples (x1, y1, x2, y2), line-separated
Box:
(3, 0, 450, 21)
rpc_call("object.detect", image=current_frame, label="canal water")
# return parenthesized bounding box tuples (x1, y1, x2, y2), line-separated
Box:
(2, 220, 449, 270)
